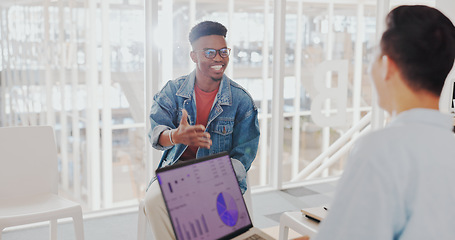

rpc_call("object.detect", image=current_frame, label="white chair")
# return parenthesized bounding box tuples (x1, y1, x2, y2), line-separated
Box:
(137, 176, 253, 240)
(137, 199, 149, 240)
(0, 126, 84, 240)
(244, 178, 254, 219)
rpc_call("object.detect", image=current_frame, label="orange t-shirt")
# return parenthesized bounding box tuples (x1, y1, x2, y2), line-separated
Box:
(179, 84, 219, 160)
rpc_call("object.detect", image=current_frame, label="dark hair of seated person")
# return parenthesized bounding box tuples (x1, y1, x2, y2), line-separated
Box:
(380, 5, 455, 96)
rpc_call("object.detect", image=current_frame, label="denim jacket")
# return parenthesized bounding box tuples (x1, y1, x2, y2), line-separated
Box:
(147, 71, 260, 193)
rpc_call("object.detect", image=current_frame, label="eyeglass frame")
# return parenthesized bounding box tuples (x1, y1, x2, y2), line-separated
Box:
(193, 47, 231, 59)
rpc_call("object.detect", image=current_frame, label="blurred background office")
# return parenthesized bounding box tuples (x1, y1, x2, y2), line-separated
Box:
(0, 0, 453, 215)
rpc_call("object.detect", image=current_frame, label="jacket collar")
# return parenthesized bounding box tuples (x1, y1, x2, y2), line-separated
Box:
(176, 70, 232, 106)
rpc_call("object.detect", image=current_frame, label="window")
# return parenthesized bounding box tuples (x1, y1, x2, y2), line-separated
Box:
(0, 0, 438, 212)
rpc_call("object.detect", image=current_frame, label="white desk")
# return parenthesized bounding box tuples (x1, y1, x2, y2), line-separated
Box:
(278, 211, 320, 240)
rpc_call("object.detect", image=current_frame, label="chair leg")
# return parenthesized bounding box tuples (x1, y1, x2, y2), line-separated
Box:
(137, 200, 147, 240)
(73, 209, 85, 240)
(50, 219, 57, 240)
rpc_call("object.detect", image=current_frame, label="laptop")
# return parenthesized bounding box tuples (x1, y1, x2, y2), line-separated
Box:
(156, 152, 274, 240)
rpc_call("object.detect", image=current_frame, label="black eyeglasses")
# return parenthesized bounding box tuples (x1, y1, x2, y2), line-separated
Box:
(195, 48, 231, 59)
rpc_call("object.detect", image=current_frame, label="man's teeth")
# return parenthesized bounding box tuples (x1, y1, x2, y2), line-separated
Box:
(211, 65, 222, 70)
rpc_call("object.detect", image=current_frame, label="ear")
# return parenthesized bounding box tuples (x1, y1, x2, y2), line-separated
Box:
(383, 55, 399, 81)
(190, 51, 197, 63)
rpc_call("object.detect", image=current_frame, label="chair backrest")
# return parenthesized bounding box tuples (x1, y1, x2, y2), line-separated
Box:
(0, 126, 58, 199)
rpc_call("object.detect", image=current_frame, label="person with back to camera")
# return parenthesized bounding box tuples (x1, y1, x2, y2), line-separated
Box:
(299, 5, 455, 240)
(144, 21, 260, 239)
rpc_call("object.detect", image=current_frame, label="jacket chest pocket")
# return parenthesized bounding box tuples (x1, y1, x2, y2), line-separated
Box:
(211, 120, 234, 151)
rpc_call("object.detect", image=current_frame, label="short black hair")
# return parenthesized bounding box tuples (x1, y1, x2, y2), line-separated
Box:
(188, 21, 227, 45)
(380, 5, 455, 95)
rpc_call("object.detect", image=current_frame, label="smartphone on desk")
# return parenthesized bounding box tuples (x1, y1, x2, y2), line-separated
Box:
(301, 206, 329, 222)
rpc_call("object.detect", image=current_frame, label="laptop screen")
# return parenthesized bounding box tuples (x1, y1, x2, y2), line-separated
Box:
(156, 152, 253, 240)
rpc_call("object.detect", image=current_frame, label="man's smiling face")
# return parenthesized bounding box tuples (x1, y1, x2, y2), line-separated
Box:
(190, 35, 229, 82)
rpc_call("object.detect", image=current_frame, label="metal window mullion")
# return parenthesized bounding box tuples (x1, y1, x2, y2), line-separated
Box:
(292, 1, 303, 179)
(101, 0, 113, 209)
(38, 7, 46, 125)
(85, 0, 101, 210)
(145, 0, 161, 181)
(321, 1, 334, 177)
(70, 3, 81, 201)
(352, 3, 364, 125)
(58, 0, 69, 190)
(371, 0, 389, 130)
(259, 0, 270, 186)
(16, 12, 26, 125)
(227, 0, 234, 78)
(161, 0, 173, 85)
(71, 60, 81, 199)
(0, 8, 7, 126)
(67, 0, 82, 201)
(5, 7, 14, 126)
(23, 7, 31, 124)
(25, 7, 37, 126)
(4, 7, 13, 126)
(44, 0, 55, 126)
(23, 7, 33, 125)
(188, 0, 195, 72)
(13, 13, 22, 125)
(10, 12, 18, 126)
(271, 0, 286, 190)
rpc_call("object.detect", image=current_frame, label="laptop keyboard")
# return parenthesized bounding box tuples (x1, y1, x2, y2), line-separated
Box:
(244, 234, 267, 240)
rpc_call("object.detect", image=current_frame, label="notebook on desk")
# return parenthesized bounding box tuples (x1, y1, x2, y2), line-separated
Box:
(156, 152, 274, 240)
(301, 206, 329, 222)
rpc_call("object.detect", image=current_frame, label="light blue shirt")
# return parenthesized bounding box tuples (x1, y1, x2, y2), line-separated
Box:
(147, 71, 260, 194)
(314, 109, 455, 240)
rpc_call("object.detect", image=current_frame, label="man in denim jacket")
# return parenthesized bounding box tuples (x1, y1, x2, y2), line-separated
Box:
(144, 21, 260, 239)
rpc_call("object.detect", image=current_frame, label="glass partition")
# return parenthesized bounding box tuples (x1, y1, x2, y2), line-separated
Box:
(0, 0, 438, 211)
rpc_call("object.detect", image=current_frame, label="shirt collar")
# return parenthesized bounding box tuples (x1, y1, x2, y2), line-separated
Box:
(176, 70, 232, 106)
(389, 108, 453, 130)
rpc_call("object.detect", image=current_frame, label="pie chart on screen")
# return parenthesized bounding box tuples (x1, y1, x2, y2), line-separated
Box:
(216, 192, 239, 226)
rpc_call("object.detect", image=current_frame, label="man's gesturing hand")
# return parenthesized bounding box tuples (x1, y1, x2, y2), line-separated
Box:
(173, 109, 212, 149)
